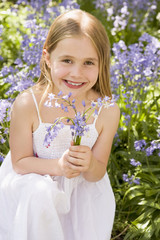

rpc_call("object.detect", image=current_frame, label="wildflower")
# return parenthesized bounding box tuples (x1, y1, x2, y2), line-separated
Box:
(123, 174, 140, 185)
(133, 178, 140, 185)
(44, 100, 53, 108)
(145, 140, 160, 156)
(48, 93, 55, 100)
(0, 138, 6, 144)
(130, 158, 141, 167)
(55, 100, 60, 108)
(123, 174, 129, 182)
(43, 93, 113, 146)
(82, 100, 86, 107)
(58, 91, 63, 96)
(134, 140, 146, 151)
(0, 155, 4, 162)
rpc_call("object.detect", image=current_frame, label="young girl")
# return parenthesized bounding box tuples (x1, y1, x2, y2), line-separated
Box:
(0, 9, 120, 240)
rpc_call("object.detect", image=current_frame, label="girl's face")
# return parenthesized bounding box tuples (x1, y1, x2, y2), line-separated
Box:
(45, 36, 99, 98)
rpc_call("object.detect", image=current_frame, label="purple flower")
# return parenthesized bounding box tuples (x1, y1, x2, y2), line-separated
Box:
(68, 92, 72, 98)
(61, 103, 64, 110)
(0, 100, 12, 122)
(14, 58, 23, 67)
(130, 158, 141, 167)
(62, 95, 69, 100)
(123, 174, 140, 185)
(94, 109, 98, 115)
(145, 140, 160, 156)
(134, 140, 147, 151)
(133, 178, 140, 185)
(91, 101, 96, 108)
(64, 107, 68, 112)
(157, 116, 160, 124)
(82, 100, 86, 107)
(97, 98, 103, 107)
(0, 155, 4, 162)
(44, 122, 64, 147)
(58, 91, 63, 96)
(4, 128, 9, 135)
(123, 174, 129, 182)
(0, 138, 6, 144)
(71, 112, 89, 138)
(44, 92, 112, 146)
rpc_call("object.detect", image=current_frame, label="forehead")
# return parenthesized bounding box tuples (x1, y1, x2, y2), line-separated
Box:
(51, 36, 98, 59)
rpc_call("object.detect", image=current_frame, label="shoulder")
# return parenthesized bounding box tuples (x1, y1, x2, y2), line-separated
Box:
(103, 102, 120, 119)
(12, 85, 43, 110)
(98, 102, 120, 135)
(12, 88, 34, 113)
(11, 87, 42, 123)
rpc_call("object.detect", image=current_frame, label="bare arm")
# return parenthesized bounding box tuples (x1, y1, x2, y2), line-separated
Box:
(66, 103, 120, 182)
(9, 91, 80, 178)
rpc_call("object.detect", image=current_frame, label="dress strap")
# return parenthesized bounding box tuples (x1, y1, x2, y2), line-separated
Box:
(93, 105, 103, 125)
(30, 88, 42, 123)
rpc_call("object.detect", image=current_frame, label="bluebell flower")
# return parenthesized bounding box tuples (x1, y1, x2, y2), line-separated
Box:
(68, 92, 72, 98)
(123, 173, 140, 185)
(134, 140, 146, 151)
(61, 103, 64, 110)
(145, 140, 160, 156)
(64, 107, 68, 112)
(72, 104, 76, 109)
(0, 155, 4, 162)
(48, 93, 55, 100)
(43, 92, 113, 146)
(91, 101, 96, 108)
(58, 91, 63, 96)
(82, 100, 86, 107)
(123, 174, 129, 182)
(94, 109, 98, 115)
(62, 95, 69, 100)
(133, 178, 140, 185)
(55, 100, 60, 108)
(130, 158, 141, 167)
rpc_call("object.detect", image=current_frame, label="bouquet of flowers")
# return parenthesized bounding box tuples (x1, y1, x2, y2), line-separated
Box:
(44, 91, 114, 147)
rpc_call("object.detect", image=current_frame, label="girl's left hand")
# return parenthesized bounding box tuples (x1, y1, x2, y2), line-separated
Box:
(67, 143, 93, 173)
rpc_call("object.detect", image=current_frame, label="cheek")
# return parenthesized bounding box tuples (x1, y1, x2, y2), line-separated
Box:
(50, 64, 68, 78)
(88, 69, 99, 83)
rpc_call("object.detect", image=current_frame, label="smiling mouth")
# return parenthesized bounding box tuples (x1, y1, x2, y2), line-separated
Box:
(64, 80, 85, 88)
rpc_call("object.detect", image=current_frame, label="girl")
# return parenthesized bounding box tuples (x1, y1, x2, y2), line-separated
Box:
(0, 9, 120, 240)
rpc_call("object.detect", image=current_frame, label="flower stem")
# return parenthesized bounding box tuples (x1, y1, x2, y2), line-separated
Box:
(74, 135, 81, 145)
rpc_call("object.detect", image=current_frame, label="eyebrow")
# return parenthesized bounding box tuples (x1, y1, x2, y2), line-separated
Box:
(59, 55, 98, 62)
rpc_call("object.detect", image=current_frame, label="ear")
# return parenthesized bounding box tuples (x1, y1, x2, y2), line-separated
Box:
(43, 49, 51, 68)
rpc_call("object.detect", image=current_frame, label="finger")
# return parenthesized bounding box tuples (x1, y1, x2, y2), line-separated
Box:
(67, 172, 80, 178)
(68, 162, 84, 172)
(68, 150, 84, 160)
(69, 145, 89, 153)
(68, 156, 86, 167)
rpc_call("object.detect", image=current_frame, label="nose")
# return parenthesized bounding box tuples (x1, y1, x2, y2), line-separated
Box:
(70, 64, 82, 78)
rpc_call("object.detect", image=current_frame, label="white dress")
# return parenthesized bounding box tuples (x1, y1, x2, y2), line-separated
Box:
(0, 90, 116, 240)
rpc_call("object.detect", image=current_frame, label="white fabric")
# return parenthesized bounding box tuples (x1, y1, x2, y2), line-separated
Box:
(0, 92, 116, 240)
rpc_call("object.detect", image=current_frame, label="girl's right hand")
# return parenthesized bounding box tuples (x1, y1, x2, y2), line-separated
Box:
(58, 149, 81, 179)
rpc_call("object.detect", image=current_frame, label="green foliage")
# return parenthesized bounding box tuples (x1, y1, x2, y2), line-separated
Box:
(77, 0, 160, 47)
(0, 2, 28, 68)
(0, 1, 160, 239)
(123, 169, 160, 240)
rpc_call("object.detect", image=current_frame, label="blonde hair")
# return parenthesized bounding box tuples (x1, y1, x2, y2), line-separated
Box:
(38, 9, 111, 99)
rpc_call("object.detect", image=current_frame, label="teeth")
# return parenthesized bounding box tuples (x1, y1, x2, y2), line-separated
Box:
(67, 81, 83, 86)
